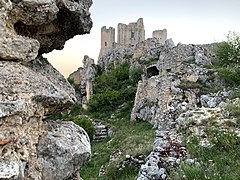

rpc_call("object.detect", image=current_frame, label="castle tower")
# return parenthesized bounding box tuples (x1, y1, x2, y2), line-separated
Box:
(152, 29, 167, 44)
(99, 26, 115, 57)
(117, 18, 145, 47)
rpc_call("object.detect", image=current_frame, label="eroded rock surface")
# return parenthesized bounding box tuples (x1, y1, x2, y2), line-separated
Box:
(131, 43, 218, 125)
(0, 0, 92, 60)
(68, 55, 96, 109)
(0, 0, 93, 179)
(38, 120, 91, 180)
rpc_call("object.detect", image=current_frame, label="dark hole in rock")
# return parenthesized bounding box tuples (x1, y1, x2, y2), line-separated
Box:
(2, 148, 7, 155)
(14, 21, 37, 37)
(147, 66, 159, 78)
(166, 68, 171, 72)
(10, 0, 21, 3)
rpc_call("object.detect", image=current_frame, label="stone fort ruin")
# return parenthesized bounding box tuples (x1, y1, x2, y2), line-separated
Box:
(99, 18, 167, 57)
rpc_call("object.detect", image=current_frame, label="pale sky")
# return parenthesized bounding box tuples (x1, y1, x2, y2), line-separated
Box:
(44, 0, 240, 77)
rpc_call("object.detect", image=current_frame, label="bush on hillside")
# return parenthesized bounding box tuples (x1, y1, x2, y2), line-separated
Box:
(216, 32, 240, 66)
(218, 65, 240, 86)
(129, 67, 143, 85)
(65, 116, 95, 139)
(88, 62, 143, 114)
(93, 62, 130, 94)
(88, 89, 121, 112)
(215, 32, 240, 86)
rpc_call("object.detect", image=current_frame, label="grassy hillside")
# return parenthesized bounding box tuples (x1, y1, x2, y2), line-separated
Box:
(79, 63, 155, 179)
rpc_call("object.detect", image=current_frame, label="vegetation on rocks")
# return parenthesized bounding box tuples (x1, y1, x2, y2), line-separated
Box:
(88, 62, 143, 114)
(81, 118, 155, 179)
(215, 32, 240, 86)
(178, 127, 240, 180)
(63, 32, 240, 179)
(79, 62, 154, 179)
(65, 115, 96, 140)
(48, 105, 96, 140)
(171, 32, 240, 180)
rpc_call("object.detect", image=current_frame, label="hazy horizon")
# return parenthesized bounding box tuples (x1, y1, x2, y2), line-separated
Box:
(44, 0, 240, 77)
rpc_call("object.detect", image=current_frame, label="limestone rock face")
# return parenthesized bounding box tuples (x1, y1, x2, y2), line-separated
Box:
(98, 46, 134, 71)
(0, 57, 78, 179)
(0, 0, 93, 178)
(38, 120, 91, 180)
(0, 0, 93, 59)
(69, 55, 96, 108)
(131, 43, 218, 126)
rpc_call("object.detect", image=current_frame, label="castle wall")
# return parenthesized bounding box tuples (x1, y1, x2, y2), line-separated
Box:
(101, 26, 115, 48)
(99, 26, 115, 57)
(117, 18, 145, 47)
(152, 29, 167, 44)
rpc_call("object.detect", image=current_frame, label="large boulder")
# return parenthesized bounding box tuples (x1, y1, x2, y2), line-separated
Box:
(0, 0, 93, 179)
(38, 120, 91, 180)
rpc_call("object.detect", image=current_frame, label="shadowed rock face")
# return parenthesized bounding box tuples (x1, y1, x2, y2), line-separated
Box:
(0, 0, 93, 179)
(0, 0, 93, 60)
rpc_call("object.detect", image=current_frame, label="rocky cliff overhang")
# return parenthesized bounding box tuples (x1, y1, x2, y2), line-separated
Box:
(0, 0, 93, 179)
(0, 0, 93, 60)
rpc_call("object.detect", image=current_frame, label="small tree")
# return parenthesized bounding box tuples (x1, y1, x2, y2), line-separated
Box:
(216, 31, 240, 66)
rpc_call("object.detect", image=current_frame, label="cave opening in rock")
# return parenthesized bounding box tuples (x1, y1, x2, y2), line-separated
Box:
(147, 66, 159, 78)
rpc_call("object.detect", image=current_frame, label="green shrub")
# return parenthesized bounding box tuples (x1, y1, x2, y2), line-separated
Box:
(218, 65, 240, 86)
(88, 62, 140, 116)
(67, 77, 81, 93)
(207, 128, 239, 150)
(93, 62, 130, 94)
(216, 32, 240, 67)
(129, 67, 143, 85)
(177, 80, 218, 95)
(67, 77, 75, 85)
(88, 89, 121, 112)
(68, 104, 84, 116)
(178, 80, 204, 90)
(93, 64, 103, 77)
(65, 116, 95, 139)
(225, 103, 240, 118)
(214, 32, 240, 86)
(229, 88, 240, 100)
(141, 57, 159, 66)
(48, 113, 63, 120)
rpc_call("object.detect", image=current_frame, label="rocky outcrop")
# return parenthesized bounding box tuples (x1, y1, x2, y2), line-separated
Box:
(38, 120, 91, 180)
(97, 38, 176, 72)
(126, 42, 232, 179)
(0, 0, 93, 179)
(131, 43, 218, 125)
(137, 131, 186, 180)
(69, 55, 96, 109)
(137, 99, 240, 180)
(0, 57, 76, 179)
(92, 121, 112, 141)
(0, 0, 92, 57)
(98, 46, 134, 71)
(125, 40, 240, 179)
